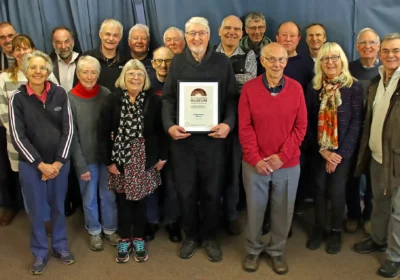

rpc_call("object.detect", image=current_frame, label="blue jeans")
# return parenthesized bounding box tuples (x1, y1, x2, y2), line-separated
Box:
(79, 164, 117, 235)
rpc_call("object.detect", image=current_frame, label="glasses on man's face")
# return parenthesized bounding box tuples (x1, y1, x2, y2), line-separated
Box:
(0, 33, 16, 41)
(380, 48, 400, 56)
(320, 55, 340, 64)
(126, 71, 145, 78)
(262, 56, 287, 64)
(358, 40, 379, 46)
(246, 25, 266, 32)
(153, 59, 172, 66)
(28, 65, 47, 72)
(185, 31, 208, 38)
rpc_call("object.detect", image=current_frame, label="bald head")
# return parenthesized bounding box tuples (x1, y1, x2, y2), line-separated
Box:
(152, 46, 174, 81)
(276, 21, 301, 56)
(262, 42, 288, 58)
(0, 22, 17, 55)
(260, 43, 288, 81)
(218, 15, 243, 48)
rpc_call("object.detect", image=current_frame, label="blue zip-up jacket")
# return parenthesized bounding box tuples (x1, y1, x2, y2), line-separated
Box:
(9, 82, 73, 167)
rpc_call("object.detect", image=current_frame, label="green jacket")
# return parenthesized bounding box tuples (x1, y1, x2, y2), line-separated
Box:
(239, 36, 272, 55)
(355, 75, 400, 195)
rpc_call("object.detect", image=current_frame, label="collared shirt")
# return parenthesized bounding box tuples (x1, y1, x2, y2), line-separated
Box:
(361, 57, 380, 69)
(26, 81, 51, 104)
(57, 51, 79, 92)
(262, 74, 285, 96)
(215, 43, 257, 87)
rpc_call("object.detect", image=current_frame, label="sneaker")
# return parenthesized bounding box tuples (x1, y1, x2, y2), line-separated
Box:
(202, 240, 223, 262)
(52, 250, 75, 265)
(89, 234, 104, 251)
(354, 237, 387, 254)
(271, 255, 289, 275)
(326, 231, 342, 254)
(30, 257, 46, 275)
(104, 232, 121, 247)
(363, 220, 371, 235)
(345, 219, 359, 233)
(133, 238, 148, 262)
(242, 254, 260, 272)
(180, 239, 198, 259)
(378, 259, 400, 278)
(116, 239, 132, 263)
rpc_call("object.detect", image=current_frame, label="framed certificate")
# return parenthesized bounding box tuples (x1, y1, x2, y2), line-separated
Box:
(178, 81, 219, 133)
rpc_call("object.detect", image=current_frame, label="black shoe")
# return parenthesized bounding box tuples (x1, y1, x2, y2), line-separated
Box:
(378, 260, 400, 278)
(262, 221, 270, 236)
(225, 219, 241, 236)
(326, 231, 342, 254)
(64, 201, 76, 217)
(306, 229, 324, 250)
(202, 240, 223, 262)
(165, 222, 182, 243)
(180, 239, 198, 259)
(354, 237, 387, 254)
(288, 227, 293, 238)
(144, 223, 159, 242)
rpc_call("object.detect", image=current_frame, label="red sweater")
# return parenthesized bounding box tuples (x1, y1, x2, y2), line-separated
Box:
(239, 75, 307, 168)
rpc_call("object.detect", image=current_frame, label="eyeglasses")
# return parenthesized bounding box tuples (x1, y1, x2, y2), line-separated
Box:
(320, 55, 340, 64)
(126, 71, 145, 78)
(246, 25, 266, 32)
(153, 59, 172, 66)
(0, 33, 16, 41)
(262, 56, 287, 64)
(185, 31, 208, 38)
(28, 65, 48, 72)
(223, 26, 242, 32)
(380, 48, 400, 55)
(358, 40, 379, 46)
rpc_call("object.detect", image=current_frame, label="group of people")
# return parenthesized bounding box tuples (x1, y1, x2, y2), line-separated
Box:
(0, 11, 399, 279)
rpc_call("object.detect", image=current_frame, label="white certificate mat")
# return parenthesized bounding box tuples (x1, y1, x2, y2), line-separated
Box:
(178, 81, 219, 132)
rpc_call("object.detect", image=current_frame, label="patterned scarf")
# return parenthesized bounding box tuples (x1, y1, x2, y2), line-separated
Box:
(111, 91, 145, 166)
(317, 73, 347, 150)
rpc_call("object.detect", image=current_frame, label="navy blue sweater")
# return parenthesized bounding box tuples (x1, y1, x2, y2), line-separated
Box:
(284, 54, 314, 92)
(306, 81, 363, 159)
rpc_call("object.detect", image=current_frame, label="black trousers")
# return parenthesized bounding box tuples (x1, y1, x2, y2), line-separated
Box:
(170, 135, 224, 240)
(0, 127, 19, 210)
(117, 193, 147, 239)
(314, 154, 352, 231)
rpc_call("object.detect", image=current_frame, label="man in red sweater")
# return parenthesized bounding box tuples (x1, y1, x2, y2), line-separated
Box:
(239, 43, 307, 275)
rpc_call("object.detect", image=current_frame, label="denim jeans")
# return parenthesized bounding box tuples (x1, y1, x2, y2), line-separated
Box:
(79, 164, 117, 235)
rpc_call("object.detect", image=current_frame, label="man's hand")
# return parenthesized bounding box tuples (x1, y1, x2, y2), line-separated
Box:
(208, 123, 230, 139)
(168, 125, 191, 140)
(38, 162, 59, 180)
(326, 161, 337, 174)
(154, 160, 166, 171)
(255, 160, 271, 176)
(263, 154, 284, 171)
(80, 171, 91, 181)
(320, 150, 342, 165)
(108, 164, 120, 175)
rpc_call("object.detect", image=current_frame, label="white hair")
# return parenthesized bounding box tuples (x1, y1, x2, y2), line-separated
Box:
(128, 23, 150, 40)
(185, 17, 210, 34)
(163, 26, 184, 42)
(76, 55, 101, 74)
(99, 19, 123, 35)
(357, 28, 380, 43)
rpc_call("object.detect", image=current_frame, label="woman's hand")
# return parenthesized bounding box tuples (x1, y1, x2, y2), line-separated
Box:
(80, 171, 91, 181)
(319, 150, 342, 165)
(155, 160, 166, 171)
(108, 164, 120, 175)
(326, 161, 337, 174)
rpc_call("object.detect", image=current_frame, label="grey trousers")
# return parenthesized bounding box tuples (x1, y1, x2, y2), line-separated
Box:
(243, 161, 300, 256)
(370, 158, 400, 262)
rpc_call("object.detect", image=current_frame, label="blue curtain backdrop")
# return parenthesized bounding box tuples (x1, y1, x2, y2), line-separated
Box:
(0, 0, 139, 54)
(143, 0, 400, 61)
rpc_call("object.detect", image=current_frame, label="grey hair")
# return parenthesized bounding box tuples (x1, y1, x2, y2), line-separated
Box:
(244, 12, 266, 27)
(381, 33, 400, 45)
(357, 28, 380, 43)
(115, 59, 151, 91)
(221, 15, 243, 29)
(185, 17, 210, 34)
(163, 26, 184, 42)
(76, 55, 101, 74)
(99, 19, 123, 36)
(21, 50, 53, 75)
(128, 24, 150, 40)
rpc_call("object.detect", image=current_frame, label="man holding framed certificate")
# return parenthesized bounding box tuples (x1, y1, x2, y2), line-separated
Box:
(162, 16, 238, 262)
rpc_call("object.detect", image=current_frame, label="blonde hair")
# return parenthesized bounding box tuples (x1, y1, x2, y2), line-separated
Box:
(313, 42, 354, 90)
(115, 59, 150, 91)
(6, 35, 35, 83)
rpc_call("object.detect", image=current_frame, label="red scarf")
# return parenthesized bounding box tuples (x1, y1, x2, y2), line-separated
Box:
(71, 81, 99, 98)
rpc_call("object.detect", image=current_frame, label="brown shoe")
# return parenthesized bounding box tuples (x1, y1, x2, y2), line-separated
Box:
(242, 254, 260, 272)
(45, 221, 52, 237)
(0, 208, 18, 226)
(271, 255, 289, 275)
